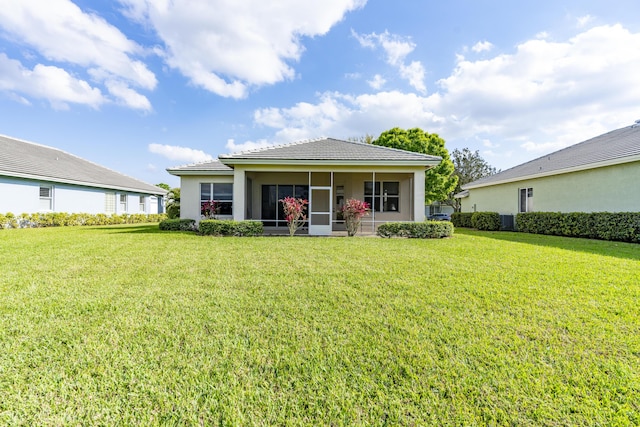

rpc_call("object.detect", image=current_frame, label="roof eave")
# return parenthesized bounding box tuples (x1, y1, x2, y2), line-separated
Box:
(462, 154, 640, 190)
(218, 158, 440, 167)
(166, 168, 234, 176)
(0, 170, 167, 195)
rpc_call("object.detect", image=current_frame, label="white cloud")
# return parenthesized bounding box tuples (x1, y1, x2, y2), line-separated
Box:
(0, 53, 105, 109)
(352, 29, 426, 93)
(367, 74, 386, 89)
(472, 41, 494, 53)
(225, 138, 273, 153)
(120, 0, 366, 98)
(148, 143, 214, 163)
(0, 0, 155, 110)
(252, 24, 640, 169)
(577, 15, 594, 28)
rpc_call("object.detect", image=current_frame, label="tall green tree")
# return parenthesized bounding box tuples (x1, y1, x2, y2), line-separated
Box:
(373, 127, 458, 204)
(447, 148, 498, 211)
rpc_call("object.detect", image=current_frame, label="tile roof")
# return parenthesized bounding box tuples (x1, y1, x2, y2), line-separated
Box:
(218, 137, 442, 163)
(463, 124, 640, 189)
(166, 160, 233, 174)
(0, 134, 166, 195)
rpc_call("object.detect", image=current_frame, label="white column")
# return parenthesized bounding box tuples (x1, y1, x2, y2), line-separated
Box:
(233, 168, 246, 221)
(414, 169, 426, 222)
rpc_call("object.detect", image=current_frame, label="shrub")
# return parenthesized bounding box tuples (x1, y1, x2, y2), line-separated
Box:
(471, 212, 501, 231)
(280, 196, 308, 237)
(199, 220, 263, 237)
(450, 212, 473, 228)
(377, 221, 454, 239)
(0, 212, 166, 229)
(342, 199, 370, 237)
(159, 219, 197, 231)
(516, 212, 640, 243)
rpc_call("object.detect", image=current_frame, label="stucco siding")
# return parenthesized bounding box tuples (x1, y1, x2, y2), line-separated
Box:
(462, 162, 640, 214)
(180, 175, 235, 221)
(0, 177, 40, 213)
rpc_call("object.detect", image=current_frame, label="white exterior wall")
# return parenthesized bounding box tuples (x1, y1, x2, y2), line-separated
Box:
(461, 161, 640, 214)
(0, 176, 162, 214)
(0, 177, 40, 213)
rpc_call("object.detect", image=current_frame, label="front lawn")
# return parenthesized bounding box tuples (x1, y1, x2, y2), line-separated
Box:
(0, 225, 638, 425)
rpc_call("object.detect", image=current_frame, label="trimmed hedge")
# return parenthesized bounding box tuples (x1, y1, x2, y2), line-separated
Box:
(0, 212, 166, 229)
(471, 212, 501, 231)
(516, 212, 640, 243)
(159, 218, 196, 231)
(199, 220, 263, 237)
(377, 221, 454, 238)
(451, 212, 473, 228)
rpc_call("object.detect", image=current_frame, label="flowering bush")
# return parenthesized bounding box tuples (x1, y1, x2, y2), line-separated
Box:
(280, 196, 308, 236)
(342, 198, 369, 236)
(201, 200, 219, 219)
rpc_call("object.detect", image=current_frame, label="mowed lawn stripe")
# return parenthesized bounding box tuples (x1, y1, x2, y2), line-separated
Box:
(0, 225, 638, 425)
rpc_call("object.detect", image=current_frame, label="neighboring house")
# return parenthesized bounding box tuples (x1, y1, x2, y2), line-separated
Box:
(457, 122, 640, 215)
(0, 134, 166, 215)
(167, 137, 442, 235)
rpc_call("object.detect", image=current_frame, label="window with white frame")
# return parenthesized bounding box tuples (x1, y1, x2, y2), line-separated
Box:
(364, 181, 399, 212)
(119, 194, 127, 212)
(139, 196, 147, 212)
(39, 185, 53, 211)
(519, 187, 533, 212)
(200, 183, 233, 216)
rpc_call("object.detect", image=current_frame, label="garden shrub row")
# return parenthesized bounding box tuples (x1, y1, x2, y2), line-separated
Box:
(450, 212, 473, 228)
(451, 212, 501, 231)
(199, 219, 263, 236)
(158, 218, 197, 231)
(0, 212, 166, 229)
(377, 221, 453, 238)
(516, 212, 640, 243)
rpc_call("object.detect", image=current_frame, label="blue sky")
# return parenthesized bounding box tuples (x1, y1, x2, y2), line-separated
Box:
(1, 0, 640, 187)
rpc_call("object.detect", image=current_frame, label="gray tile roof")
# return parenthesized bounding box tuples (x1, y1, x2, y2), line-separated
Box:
(0, 134, 166, 195)
(167, 160, 233, 174)
(463, 124, 640, 189)
(218, 137, 442, 163)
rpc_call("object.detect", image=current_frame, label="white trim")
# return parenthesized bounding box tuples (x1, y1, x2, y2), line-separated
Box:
(218, 159, 440, 167)
(462, 155, 640, 190)
(0, 170, 165, 195)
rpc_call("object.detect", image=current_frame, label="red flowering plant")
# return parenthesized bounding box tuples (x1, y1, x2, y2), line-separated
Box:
(341, 198, 369, 236)
(280, 196, 308, 236)
(201, 200, 219, 219)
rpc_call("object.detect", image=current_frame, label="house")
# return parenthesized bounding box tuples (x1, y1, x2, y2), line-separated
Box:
(0, 134, 166, 215)
(458, 122, 640, 215)
(167, 137, 442, 235)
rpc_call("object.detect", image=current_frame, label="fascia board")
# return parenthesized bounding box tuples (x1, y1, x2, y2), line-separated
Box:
(0, 170, 166, 195)
(462, 155, 640, 190)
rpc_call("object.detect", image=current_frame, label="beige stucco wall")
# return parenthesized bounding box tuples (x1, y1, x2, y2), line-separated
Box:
(461, 161, 640, 214)
(179, 174, 234, 221)
(179, 163, 427, 223)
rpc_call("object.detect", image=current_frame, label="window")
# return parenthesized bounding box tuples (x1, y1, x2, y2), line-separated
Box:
(200, 183, 233, 216)
(105, 192, 116, 214)
(139, 196, 147, 212)
(261, 184, 308, 226)
(39, 185, 53, 211)
(119, 194, 128, 212)
(519, 188, 533, 212)
(364, 181, 399, 212)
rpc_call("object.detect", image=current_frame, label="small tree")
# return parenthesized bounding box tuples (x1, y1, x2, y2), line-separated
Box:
(280, 196, 308, 236)
(201, 200, 219, 219)
(342, 198, 369, 237)
(166, 187, 181, 219)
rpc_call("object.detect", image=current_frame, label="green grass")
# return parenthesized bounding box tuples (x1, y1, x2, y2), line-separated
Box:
(1, 225, 638, 426)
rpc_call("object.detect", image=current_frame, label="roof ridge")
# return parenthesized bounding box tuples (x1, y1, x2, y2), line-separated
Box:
(0, 134, 165, 194)
(221, 136, 329, 157)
